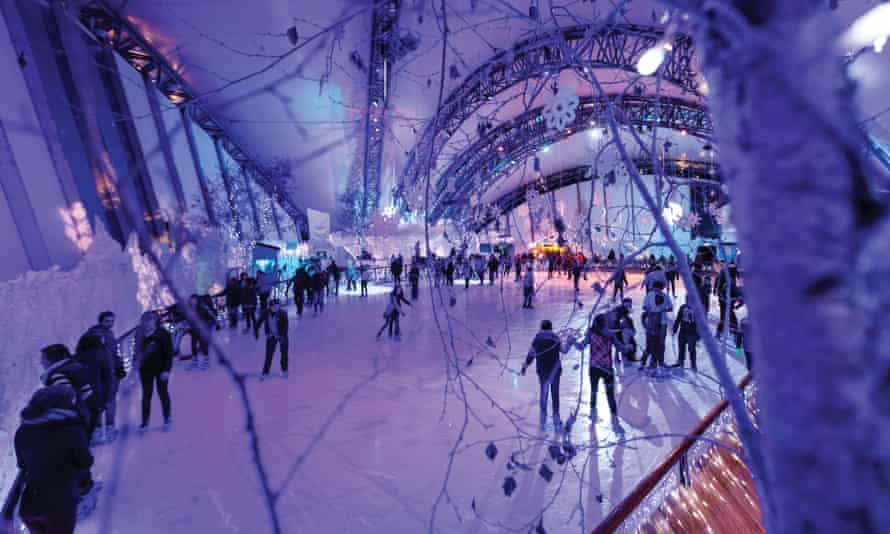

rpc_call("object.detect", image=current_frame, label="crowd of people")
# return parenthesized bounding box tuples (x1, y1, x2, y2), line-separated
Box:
(6, 243, 753, 534)
(520, 256, 753, 431)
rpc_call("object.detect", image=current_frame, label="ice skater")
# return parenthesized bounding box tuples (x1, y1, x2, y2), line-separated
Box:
(376, 284, 411, 340)
(671, 296, 699, 370)
(522, 265, 535, 308)
(520, 320, 574, 430)
(640, 281, 673, 376)
(256, 299, 289, 378)
(572, 315, 622, 423)
(134, 311, 174, 431)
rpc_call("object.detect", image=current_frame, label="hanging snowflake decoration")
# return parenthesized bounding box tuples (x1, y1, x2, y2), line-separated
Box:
(541, 86, 580, 132)
(526, 186, 540, 204)
(677, 212, 701, 231)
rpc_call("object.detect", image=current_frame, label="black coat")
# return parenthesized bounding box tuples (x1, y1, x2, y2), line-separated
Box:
(136, 328, 174, 374)
(222, 280, 242, 307)
(15, 409, 93, 516)
(87, 324, 125, 379)
(524, 331, 562, 377)
(42, 359, 95, 423)
(256, 309, 288, 338)
(74, 346, 113, 408)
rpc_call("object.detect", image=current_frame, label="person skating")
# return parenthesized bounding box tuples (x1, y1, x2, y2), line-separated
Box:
(487, 254, 499, 285)
(376, 285, 411, 340)
(640, 281, 673, 376)
(73, 334, 112, 439)
(672, 297, 700, 370)
(346, 260, 358, 292)
(359, 262, 370, 297)
(311, 269, 327, 315)
(85, 312, 123, 440)
(134, 311, 174, 432)
(522, 266, 535, 308)
(572, 314, 621, 423)
(256, 299, 289, 378)
(665, 258, 679, 297)
(608, 298, 637, 363)
(408, 263, 420, 300)
(188, 294, 217, 369)
(328, 260, 341, 295)
(219, 276, 242, 329)
(241, 277, 259, 337)
(257, 269, 275, 310)
(390, 254, 403, 284)
(612, 255, 628, 301)
(14, 385, 94, 534)
(514, 254, 522, 281)
(520, 320, 574, 430)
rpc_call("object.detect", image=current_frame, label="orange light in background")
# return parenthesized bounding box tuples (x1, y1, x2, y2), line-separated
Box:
(59, 202, 93, 252)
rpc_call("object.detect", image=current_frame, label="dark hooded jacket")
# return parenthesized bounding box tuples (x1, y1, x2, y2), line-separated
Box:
(41, 358, 95, 425)
(14, 386, 93, 516)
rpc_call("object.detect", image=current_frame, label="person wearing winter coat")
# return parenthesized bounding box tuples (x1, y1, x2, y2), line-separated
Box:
(256, 270, 276, 310)
(219, 277, 242, 328)
(328, 261, 342, 295)
(346, 260, 358, 292)
(520, 320, 574, 429)
(311, 270, 327, 315)
(287, 267, 310, 315)
(241, 278, 259, 336)
(487, 255, 499, 285)
(672, 297, 700, 370)
(522, 267, 535, 309)
(14, 385, 94, 534)
(187, 294, 217, 369)
(73, 334, 112, 437)
(640, 282, 673, 373)
(359, 263, 370, 297)
(255, 299, 289, 378)
(377, 285, 411, 340)
(39, 344, 95, 432)
(134, 311, 174, 431)
(408, 263, 420, 300)
(572, 314, 621, 422)
(85, 312, 123, 431)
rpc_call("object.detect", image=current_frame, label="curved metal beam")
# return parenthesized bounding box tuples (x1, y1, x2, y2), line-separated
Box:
(79, 0, 307, 231)
(399, 23, 699, 197)
(471, 159, 721, 229)
(431, 95, 711, 221)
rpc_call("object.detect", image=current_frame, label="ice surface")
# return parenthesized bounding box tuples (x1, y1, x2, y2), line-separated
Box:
(68, 272, 746, 534)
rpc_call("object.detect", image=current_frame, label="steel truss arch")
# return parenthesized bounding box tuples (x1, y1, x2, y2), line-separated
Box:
(473, 159, 721, 230)
(398, 23, 699, 199)
(78, 1, 307, 230)
(432, 95, 712, 222)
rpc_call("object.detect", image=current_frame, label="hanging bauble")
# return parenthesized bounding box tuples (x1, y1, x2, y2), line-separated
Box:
(541, 86, 579, 132)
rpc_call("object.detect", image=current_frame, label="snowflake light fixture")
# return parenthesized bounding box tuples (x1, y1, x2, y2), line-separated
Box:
(542, 86, 580, 132)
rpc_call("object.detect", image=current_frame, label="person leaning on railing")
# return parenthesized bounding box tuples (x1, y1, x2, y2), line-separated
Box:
(13, 385, 94, 534)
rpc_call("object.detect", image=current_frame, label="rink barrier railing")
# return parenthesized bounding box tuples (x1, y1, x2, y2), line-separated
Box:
(591, 373, 755, 534)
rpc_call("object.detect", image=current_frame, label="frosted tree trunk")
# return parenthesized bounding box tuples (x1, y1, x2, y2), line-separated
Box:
(695, 2, 890, 531)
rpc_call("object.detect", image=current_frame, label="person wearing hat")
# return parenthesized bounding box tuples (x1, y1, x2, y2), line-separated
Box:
(134, 311, 174, 431)
(256, 299, 289, 378)
(14, 385, 94, 534)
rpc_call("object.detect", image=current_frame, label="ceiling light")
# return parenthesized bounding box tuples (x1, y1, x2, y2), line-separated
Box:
(637, 45, 666, 75)
(841, 4, 890, 50)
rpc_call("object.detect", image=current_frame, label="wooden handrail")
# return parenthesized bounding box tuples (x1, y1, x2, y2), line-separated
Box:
(592, 372, 754, 534)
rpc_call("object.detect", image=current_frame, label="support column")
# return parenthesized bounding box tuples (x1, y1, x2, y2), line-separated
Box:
(0, 0, 79, 212)
(50, 0, 128, 243)
(181, 107, 216, 225)
(213, 137, 242, 239)
(242, 166, 262, 240)
(0, 118, 52, 269)
(143, 72, 188, 212)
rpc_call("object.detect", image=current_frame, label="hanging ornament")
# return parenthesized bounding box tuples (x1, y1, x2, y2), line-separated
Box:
(541, 86, 580, 132)
(525, 186, 540, 204)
